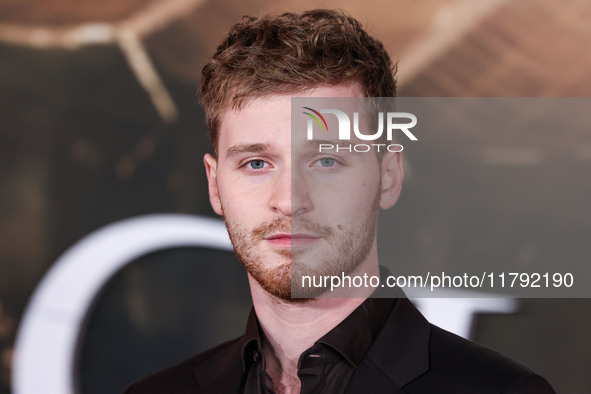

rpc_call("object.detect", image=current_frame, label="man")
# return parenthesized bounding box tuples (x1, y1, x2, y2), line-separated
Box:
(124, 9, 555, 393)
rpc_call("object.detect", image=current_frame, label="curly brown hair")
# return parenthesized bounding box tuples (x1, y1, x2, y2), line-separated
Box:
(199, 9, 397, 155)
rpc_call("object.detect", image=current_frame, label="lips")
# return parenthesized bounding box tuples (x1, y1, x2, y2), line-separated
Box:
(265, 233, 321, 246)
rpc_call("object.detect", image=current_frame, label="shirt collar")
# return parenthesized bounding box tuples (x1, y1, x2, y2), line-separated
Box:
(315, 265, 399, 366)
(240, 308, 263, 373)
(240, 296, 396, 371)
(316, 297, 396, 366)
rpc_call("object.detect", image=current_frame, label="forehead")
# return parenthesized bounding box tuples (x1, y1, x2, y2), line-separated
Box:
(217, 83, 365, 153)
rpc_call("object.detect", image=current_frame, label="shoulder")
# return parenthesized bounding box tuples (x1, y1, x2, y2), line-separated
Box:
(422, 324, 555, 393)
(122, 337, 243, 394)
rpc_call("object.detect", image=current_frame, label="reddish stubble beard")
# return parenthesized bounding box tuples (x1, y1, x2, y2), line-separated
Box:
(222, 187, 381, 302)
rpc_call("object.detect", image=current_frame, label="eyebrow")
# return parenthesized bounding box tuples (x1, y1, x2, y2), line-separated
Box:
(225, 143, 270, 158)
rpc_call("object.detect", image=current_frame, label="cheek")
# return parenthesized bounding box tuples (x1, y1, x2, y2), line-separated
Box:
(216, 176, 269, 216)
(311, 170, 380, 203)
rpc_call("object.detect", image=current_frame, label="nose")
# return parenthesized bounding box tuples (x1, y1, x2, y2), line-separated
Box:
(269, 166, 313, 217)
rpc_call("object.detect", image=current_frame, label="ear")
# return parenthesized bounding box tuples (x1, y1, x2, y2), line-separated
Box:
(204, 153, 223, 216)
(379, 152, 404, 209)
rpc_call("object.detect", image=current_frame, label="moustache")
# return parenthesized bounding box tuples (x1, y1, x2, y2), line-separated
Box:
(252, 217, 333, 239)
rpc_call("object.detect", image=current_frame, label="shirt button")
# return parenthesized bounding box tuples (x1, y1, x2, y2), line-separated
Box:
(253, 351, 261, 362)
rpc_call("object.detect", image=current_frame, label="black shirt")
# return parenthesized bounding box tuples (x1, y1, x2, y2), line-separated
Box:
(240, 297, 396, 393)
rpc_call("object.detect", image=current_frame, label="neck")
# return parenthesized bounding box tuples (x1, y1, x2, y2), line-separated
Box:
(248, 256, 380, 393)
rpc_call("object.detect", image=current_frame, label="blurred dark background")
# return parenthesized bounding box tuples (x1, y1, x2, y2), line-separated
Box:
(1, 0, 591, 392)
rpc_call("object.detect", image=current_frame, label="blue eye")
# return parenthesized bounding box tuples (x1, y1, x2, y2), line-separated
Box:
(249, 159, 266, 169)
(318, 158, 336, 167)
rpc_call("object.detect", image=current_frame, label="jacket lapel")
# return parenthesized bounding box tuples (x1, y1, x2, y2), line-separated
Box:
(192, 339, 246, 393)
(192, 309, 260, 393)
(346, 297, 430, 392)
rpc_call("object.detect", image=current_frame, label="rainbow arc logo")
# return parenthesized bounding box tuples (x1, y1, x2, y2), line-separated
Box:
(302, 107, 328, 131)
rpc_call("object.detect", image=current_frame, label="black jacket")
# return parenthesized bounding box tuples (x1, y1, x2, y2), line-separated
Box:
(124, 297, 555, 393)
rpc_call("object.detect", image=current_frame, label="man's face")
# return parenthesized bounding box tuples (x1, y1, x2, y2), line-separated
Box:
(204, 84, 403, 301)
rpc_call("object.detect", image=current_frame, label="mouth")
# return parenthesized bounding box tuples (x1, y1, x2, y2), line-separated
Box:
(264, 233, 321, 247)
